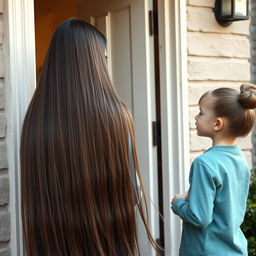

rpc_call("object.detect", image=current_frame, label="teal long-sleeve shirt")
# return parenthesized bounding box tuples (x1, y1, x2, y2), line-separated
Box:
(172, 145, 250, 256)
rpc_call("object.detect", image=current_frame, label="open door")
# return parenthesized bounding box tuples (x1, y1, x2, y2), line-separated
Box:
(77, 0, 160, 254)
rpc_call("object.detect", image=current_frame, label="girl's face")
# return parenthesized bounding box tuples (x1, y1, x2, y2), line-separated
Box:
(195, 95, 216, 138)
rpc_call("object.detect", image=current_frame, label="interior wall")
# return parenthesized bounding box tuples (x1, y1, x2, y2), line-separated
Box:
(34, 0, 82, 75)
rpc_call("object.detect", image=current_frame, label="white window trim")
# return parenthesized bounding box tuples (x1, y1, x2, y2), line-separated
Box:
(158, 0, 190, 255)
(6, 0, 36, 255)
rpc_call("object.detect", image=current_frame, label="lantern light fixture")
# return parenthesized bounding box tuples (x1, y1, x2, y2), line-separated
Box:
(214, 0, 249, 27)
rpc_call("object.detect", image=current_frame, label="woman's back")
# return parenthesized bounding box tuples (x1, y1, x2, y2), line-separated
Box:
(20, 18, 157, 256)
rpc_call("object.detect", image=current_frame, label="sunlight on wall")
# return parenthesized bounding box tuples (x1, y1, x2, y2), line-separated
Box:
(34, 0, 82, 75)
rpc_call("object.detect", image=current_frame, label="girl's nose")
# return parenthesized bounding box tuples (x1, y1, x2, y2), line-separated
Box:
(195, 115, 198, 120)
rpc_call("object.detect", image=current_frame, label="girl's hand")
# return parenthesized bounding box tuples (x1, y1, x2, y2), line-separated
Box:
(171, 191, 188, 205)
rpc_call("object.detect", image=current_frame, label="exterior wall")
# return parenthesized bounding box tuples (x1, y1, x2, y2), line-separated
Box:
(0, 0, 10, 255)
(187, 0, 252, 167)
(251, 0, 256, 168)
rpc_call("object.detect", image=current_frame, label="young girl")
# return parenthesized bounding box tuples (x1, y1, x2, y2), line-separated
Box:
(171, 84, 256, 256)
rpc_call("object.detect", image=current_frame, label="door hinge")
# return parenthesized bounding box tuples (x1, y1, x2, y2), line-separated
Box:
(149, 10, 158, 36)
(152, 121, 161, 146)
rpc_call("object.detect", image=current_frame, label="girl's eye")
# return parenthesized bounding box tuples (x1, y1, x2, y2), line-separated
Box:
(199, 111, 203, 115)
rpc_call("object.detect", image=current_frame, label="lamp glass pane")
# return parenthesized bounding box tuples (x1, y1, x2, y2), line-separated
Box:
(222, 0, 232, 16)
(235, 0, 247, 16)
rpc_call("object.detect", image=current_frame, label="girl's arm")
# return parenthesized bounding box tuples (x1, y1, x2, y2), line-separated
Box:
(171, 191, 188, 204)
(171, 160, 216, 229)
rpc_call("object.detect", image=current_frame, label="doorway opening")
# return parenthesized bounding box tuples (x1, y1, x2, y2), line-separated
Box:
(34, 0, 164, 254)
(34, 0, 82, 77)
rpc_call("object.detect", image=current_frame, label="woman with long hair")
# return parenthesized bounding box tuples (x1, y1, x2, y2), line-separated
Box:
(20, 18, 159, 255)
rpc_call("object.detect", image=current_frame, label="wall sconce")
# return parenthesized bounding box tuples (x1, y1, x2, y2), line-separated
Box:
(214, 0, 249, 27)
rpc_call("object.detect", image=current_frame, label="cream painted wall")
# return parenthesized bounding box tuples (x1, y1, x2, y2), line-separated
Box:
(250, 0, 256, 168)
(34, 0, 82, 74)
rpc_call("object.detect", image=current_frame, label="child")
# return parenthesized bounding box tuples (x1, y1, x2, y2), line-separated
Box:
(171, 84, 256, 256)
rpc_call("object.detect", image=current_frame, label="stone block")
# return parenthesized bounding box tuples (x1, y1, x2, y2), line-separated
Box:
(0, 18, 3, 45)
(250, 50, 256, 60)
(0, 79, 4, 109)
(0, 114, 6, 138)
(187, 0, 214, 7)
(249, 31, 256, 40)
(251, 74, 256, 82)
(190, 151, 202, 164)
(188, 57, 250, 81)
(0, 212, 10, 241)
(251, 21, 256, 29)
(187, 6, 250, 35)
(250, 15, 256, 25)
(190, 130, 252, 151)
(188, 32, 250, 58)
(0, 176, 9, 205)
(237, 133, 252, 150)
(252, 2, 256, 10)
(251, 59, 256, 67)
(251, 69, 256, 77)
(243, 150, 252, 169)
(251, 12, 256, 19)
(0, 248, 10, 256)
(188, 82, 241, 105)
(0, 142, 7, 169)
(0, 46, 4, 78)
(190, 130, 212, 151)
(189, 107, 198, 129)
(0, 0, 3, 14)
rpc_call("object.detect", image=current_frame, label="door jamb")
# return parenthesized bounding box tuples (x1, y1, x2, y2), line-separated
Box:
(158, 0, 190, 255)
(6, 0, 36, 254)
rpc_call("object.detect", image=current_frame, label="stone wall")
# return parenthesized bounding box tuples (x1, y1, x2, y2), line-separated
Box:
(187, 0, 252, 166)
(0, 0, 10, 255)
(251, 0, 256, 169)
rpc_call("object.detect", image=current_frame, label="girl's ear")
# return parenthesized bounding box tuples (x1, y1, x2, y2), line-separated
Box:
(214, 117, 224, 131)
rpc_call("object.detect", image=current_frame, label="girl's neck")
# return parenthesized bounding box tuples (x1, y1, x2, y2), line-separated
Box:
(212, 135, 237, 146)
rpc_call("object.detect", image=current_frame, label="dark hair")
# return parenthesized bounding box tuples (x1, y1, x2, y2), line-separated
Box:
(199, 83, 256, 137)
(20, 18, 159, 255)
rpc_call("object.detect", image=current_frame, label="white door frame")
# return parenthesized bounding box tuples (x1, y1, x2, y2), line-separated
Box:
(6, 0, 189, 255)
(158, 0, 190, 255)
(6, 0, 36, 255)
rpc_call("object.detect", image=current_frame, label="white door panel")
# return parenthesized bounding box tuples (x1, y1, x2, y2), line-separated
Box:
(110, 8, 133, 112)
(86, 8, 134, 113)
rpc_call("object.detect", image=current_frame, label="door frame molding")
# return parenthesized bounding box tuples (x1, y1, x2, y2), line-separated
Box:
(6, 0, 36, 254)
(5, 0, 189, 255)
(158, 0, 190, 255)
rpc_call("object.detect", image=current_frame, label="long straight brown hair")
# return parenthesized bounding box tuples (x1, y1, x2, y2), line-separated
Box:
(20, 18, 160, 255)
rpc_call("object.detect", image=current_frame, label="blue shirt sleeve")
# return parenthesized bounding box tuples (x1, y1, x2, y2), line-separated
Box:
(172, 160, 216, 229)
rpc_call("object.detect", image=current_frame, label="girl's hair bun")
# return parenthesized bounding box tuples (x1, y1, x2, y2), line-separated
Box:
(239, 83, 256, 109)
